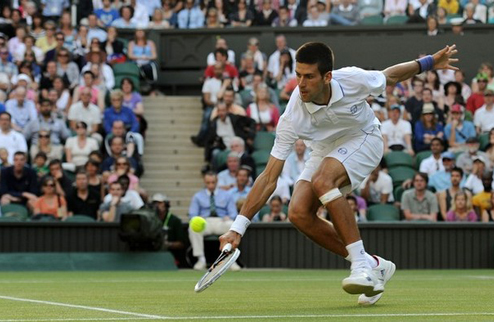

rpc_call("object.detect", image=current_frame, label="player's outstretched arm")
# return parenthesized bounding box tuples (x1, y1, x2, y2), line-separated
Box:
(219, 156, 285, 250)
(383, 45, 459, 86)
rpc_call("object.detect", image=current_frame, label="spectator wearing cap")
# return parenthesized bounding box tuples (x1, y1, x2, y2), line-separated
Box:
(444, 104, 476, 151)
(414, 102, 444, 152)
(419, 137, 445, 176)
(429, 151, 466, 192)
(464, 156, 489, 194)
(474, 89, 494, 134)
(152, 193, 186, 255)
(456, 136, 491, 175)
(23, 99, 70, 146)
(466, 73, 488, 114)
(381, 104, 414, 156)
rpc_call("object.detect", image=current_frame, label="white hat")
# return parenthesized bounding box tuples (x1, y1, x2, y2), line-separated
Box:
(152, 193, 169, 202)
(16, 74, 31, 85)
(473, 155, 486, 164)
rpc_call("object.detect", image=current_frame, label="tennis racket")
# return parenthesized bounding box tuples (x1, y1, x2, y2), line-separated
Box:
(194, 243, 240, 293)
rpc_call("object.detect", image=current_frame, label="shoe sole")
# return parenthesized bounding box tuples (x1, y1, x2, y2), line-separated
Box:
(342, 281, 383, 296)
(358, 261, 397, 306)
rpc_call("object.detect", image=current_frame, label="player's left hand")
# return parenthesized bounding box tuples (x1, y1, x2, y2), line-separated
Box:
(433, 45, 459, 71)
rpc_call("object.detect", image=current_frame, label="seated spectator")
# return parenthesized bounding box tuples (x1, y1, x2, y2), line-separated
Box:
(240, 38, 267, 73)
(446, 191, 478, 222)
(177, 0, 205, 29)
(206, 8, 224, 28)
(0, 112, 27, 164)
(419, 137, 445, 176)
(152, 193, 186, 257)
(381, 105, 414, 156)
(401, 172, 438, 221)
(359, 0, 383, 19)
(40, 61, 66, 98)
(472, 171, 492, 216)
(107, 156, 140, 191)
(32, 176, 68, 220)
(464, 156, 488, 195)
(68, 87, 103, 142)
(111, 6, 137, 29)
(161, 0, 178, 27)
(80, 51, 115, 92)
(230, 0, 254, 27)
(485, 128, 494, 166)
(481, 192, 494, 222)
(454, 70, 472, 103)
(239, 72, 280, 109)
(206, 38, 235, 66)
(14, 35, 44, 63)
(44, 32, 66, 64)
(32, 152, 49, 178)
(104, 120, 140, 160)
(5, 87, 37, 132)
(272, 6, 298, 27)
(29, 13, 45, 40)
(128, 28, 158, 92)
(0, 151, 38, 207)
(23, 99, 70, 146)
(217, 152, 240, 190)
(103, 174, 144, 210)
(55, 47, 80, 90)
(246, 86, 280, 132)
(438, 0, 459, 15)
(30, 129, 64, 163)
(87, 13, 107, 43)
(58, 11, 77, 53)
(436, 166, 470, 220)
(188, 172, 238, 270)
(253, 0, 278, 26)
(347, 195, 367, 222)
(239, 54, 262, 91)
(270, 49, 296, 90)
(279, 77, 298, 102)
(64, 121, 99, 170)
(443, 81, 461, 110)
(474, 89, 494, 134)
(407, 0, 434, 23)
(46, 159, 73, 198)
(444, 104, 476, 152)
(217, 136, 256, 175)
(104, 90, 139, 135)
(101, 136, 139, 175)
(51, 77, 72, 116)
(102, 27, 127, 66)
(359, 161, 394, 205)
(100, 181, 134, 222)
(384, 0, 407, 18)
(414, 103, 444, 152)
(228, 166, 252, 205)
(148, 8, 171, 29)
(466, 73, 487, 114)
(282, 139, 309, 187)
(95, 0, 120, 27)
(8, 26, 26, 59)
(67, 170, 102, 220)
(330, 0, 360, 25)
(0, 148, 9, 167)
(456, 137, 491, 175)
(85, 159, 104, 200)
(429, 152, 465, 192)
(462, 2, 484, 24)
(205, 48, 239, 82)
(35, 21, 57, 54)
(121, 77, 147, 137)
(210, 88, 246, 120)
(303, 4, 328, 26)
(262, 195, 287, 222)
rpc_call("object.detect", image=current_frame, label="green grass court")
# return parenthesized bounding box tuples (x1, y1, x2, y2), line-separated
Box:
(0, 270, 493, 321)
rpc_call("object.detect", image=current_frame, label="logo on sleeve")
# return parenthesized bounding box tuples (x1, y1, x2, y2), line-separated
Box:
(350, 105, 358, 114)
(338, 148, 348, 155)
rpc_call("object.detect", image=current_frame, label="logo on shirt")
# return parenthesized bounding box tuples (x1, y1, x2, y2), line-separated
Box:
(350, 105, 358, 114)
(338, 148, 348, 155)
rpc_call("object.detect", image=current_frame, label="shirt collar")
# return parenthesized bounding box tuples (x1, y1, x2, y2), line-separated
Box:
(303, 79, 344, 114)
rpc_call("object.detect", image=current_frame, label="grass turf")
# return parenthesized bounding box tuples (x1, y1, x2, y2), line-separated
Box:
(0, 270, 493, 321)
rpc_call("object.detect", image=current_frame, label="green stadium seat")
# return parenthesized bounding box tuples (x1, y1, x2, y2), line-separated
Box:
(367, 204, 400, 221)
(464, 110, 473, 122)
(258, 205, 271, 221)
(213, 149, 231, 170)
(393, 186, 407, 203)
(113, 62, 140, 77)
(389, 166, 416, 187)
(414, 150, 432, 169)
(0, 216, 23, 222)
(479, 133, 489, 151)
(253, 131, 276, 151)
(64, 215, 96, 222)
(361, 15, 384, 25)
(1, 204, 29, 220)
(255, 165, 266, 178)
(252, 150, 271, 167)
(386, 15, 408, 24)
(385, 151, 414, 169)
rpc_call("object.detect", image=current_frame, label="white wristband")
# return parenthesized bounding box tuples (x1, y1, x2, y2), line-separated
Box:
(230, 215, 251, 237)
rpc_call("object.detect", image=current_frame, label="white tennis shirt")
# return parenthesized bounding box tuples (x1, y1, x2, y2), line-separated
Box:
(271, 67, 387, 160)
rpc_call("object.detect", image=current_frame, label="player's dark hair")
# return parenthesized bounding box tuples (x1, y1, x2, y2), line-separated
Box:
(295, 42, 334, 76)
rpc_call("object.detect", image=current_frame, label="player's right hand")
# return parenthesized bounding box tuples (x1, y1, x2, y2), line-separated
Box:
(219, 230, 242, 252)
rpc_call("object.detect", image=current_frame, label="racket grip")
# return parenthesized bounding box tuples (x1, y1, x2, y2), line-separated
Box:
(222, 243, 232, 253)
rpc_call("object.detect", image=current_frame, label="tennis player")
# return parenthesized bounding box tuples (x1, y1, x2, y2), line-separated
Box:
(220, 42, 458, 305)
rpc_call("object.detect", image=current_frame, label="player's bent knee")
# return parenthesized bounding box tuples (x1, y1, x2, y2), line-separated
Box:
(318, 188, 343, 206)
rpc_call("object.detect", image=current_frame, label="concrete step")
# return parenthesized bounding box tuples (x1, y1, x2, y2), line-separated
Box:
(142, 162, 204, 172)
(144, 146, 204, 155)
(139, 169, 203, 179)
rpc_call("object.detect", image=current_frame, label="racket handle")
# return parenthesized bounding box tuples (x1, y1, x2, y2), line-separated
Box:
(222, 243, 232, 253)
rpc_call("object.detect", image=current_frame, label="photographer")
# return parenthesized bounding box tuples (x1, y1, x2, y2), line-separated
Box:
(152, 193, 186, 252)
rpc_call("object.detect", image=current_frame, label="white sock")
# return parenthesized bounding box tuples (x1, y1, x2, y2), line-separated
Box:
(346, 240, 371, 270)
(198, 255, 206, 263)
(366, 253, 378, 268)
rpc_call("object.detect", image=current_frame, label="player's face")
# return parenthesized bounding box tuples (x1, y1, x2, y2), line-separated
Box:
(296, 62, 331, 104)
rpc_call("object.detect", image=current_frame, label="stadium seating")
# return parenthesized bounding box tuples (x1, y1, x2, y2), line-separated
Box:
(252, 150, 271, 167)
(393, 185, 407, 203)
(1, 204, 29, 221)
(64, 215, 97, 222)
(113, 62, 141, 90)
(361, 15, 384, 25)
(386, 15, 408, 24)
(253, 131, 276, 151)
(367, 204, 400, 221)
(388, 166, 416, 187)
(0, 216, 24, 222)
(479, 132, 489, 151)
(213, 149, 231, 170)
(385, 151, 414, 169)
(414, 150, 432, 169)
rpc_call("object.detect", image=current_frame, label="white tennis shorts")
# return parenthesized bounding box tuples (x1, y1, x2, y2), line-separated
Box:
(298, 124, 384, 195)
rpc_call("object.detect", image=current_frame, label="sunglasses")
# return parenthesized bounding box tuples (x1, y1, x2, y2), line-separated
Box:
(116, 162, 128, 166)
(44, 183, 55, 187)
(39, 134, 50, 138)
(0, 52, 8, 55)
(56, 38, 64, 41)
(478, 80, 488, 83)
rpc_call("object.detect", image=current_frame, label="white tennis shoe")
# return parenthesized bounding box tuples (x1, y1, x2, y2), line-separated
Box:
(358, 256, 396, 306)
(193, 260, 206, 271)
(342, 265, 384, 296)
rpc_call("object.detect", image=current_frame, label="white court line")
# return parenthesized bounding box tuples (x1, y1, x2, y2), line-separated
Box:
(0, 296, 168, 320)
(0, 319, 150, 322)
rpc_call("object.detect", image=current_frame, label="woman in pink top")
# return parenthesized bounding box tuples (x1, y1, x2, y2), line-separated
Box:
(446, 191, 478, 222)
(107, 156, 140, 191)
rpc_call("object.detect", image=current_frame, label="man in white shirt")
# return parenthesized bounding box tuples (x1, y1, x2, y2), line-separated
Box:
(103, 175, 144, 210)
(68, 87, 102, 143)
(419, 137, 445, 176)
(282, 139, 309, 187)
(267, 35, 296, 82)
(206, 38, 236, 66)
(359, 162, 394, 205)
(381, 104, 414, 156)
(0, 112, 27, 164)
(474, 89, 494, 134)
(219, 42, 459, 305)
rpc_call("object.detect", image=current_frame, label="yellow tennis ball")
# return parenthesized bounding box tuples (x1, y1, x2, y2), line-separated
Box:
(190, 216, 207, 233)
